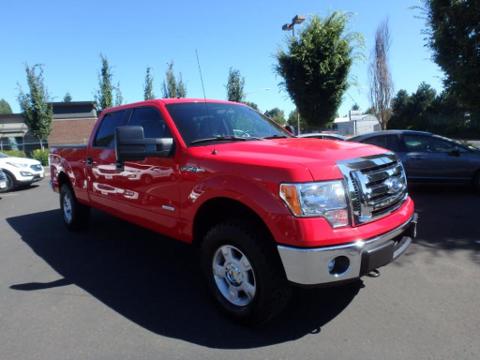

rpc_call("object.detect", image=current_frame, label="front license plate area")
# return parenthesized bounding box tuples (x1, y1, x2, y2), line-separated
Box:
(360, 241, 394, 275)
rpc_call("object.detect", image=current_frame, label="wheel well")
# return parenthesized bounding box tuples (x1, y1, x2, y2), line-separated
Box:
(193, 198, 274, 247)
(57, 171, 71, 189)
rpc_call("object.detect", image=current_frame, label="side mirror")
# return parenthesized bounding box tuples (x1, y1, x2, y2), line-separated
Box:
(284, 125, 295, 135)
(115, 126, 173, 163)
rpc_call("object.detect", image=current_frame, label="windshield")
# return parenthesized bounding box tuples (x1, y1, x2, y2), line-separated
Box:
(165, 102, 291, 146)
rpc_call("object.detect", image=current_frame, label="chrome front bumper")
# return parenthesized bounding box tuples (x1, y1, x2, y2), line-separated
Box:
(277, 214, 418, 285)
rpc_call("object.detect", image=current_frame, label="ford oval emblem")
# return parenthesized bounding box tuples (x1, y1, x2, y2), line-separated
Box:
(385, 177, 402, 194)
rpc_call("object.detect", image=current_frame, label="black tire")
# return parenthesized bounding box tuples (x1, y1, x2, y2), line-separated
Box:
(0, 171, 15, 193)
(200, 221, 291, 325)
(60, 184, 90, 231)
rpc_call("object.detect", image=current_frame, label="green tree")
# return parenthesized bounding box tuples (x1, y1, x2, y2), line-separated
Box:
(226, 67, 245, 102)
(17, 64, 53, 149)
(177, 73, 187, 98)
(351, 103, 360, 111)
(162, 62, 186, 98)
(264, 108, 286, 125)
(0, 99, 12, 114)
(95, 54, 114, 111)
(144, 67, 155, 100)
(115, 82, 123, 106)
(287, 109, 307, 133)
(423, 0, 480, 111)
(276, 13, 361, 128)
(63, 92, 72, 102)
(243, 101, 259, 111)
(388, 82, 473, 136)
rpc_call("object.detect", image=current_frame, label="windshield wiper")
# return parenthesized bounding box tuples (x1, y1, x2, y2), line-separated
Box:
(263, 134, 289, 139)
(190, 135, 260, 145)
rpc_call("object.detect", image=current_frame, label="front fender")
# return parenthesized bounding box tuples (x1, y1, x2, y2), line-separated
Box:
(180, 174, 298, 244)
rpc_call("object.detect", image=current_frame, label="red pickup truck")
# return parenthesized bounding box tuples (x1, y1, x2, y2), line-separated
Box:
(50, 99, 417, 324)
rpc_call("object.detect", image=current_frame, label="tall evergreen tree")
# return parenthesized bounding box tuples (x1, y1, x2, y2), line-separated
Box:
(226, 68, 245, 102)
(17, 64, 53, 149)
(161, 62, 187, 98)
(0, 99, 12, 114)
(144, 67, 155, 100)
(95, 54, 114, 110)
(177, 73, 187, 98)
(63, 92, 72, 102)
(115, 82, 123, 106)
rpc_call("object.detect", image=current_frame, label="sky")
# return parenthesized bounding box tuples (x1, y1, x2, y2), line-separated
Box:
(1, 0, 444, 118)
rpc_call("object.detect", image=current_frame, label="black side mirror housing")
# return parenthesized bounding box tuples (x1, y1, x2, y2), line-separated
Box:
(115, 126, 173, 163)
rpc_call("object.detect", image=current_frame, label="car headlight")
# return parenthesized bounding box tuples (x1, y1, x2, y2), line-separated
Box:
(6, 161, 28, 168)
(279, 180, 349, 228)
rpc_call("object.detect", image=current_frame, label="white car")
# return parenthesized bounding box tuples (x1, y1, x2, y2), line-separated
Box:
(0, 152, 45, 192)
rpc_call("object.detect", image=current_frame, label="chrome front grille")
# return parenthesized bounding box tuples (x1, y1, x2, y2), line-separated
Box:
(338, 153, 408, 225)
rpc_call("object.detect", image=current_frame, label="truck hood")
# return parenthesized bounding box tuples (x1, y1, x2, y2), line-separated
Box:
(195, 138, 388, 181)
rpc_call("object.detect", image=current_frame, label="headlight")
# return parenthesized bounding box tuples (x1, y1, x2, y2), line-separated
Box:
(6, 161, 28, 168)
(279, 180, 349, 228)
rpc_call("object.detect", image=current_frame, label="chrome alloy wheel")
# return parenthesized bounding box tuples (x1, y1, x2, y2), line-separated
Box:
(63, 191, 73, 224)
(212, 245, 256, 306)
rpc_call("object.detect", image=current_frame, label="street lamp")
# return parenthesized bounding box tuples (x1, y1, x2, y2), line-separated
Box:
(281, 15, 305, 36)
(282, 15, 305, 134)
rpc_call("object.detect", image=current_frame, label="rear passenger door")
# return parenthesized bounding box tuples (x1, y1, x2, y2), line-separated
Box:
(87, 109, 130, 212)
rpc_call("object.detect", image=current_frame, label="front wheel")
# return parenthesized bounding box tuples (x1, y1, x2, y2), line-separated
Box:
(0, 172, 15, 193)
(201, 222, 291, 325)
(60, 184, 90, 231)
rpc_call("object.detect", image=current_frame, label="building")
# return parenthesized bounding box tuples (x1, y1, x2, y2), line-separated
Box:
(334, 111, 381, 137)
(47, 101, 97, 145)
(0, 101, 97, 152)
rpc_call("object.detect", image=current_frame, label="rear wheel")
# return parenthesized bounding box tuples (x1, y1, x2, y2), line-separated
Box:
(0, 172, 15, 193)
(60, 184, 90, 231)
(201, 221, 291, 325)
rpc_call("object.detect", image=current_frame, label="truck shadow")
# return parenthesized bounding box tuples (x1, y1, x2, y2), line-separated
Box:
(404, 184, 480, 265)
(7, 209, 361, 349)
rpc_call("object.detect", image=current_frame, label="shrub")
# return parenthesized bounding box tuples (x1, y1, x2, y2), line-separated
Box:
(2, 150, 27, 158)
(32, 149, 49, 166)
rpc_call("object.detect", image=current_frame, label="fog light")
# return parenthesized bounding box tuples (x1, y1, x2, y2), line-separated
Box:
(328, 256, 350, 276)
(20, 171, 33, 176)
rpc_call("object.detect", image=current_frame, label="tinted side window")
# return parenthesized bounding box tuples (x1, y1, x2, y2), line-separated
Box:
(128, 107, 172, 139)
(94, 110, 127, 148)
(363, 136, 386, 148)
(428, 137, 457, 152)
(384, 135, 400, 151)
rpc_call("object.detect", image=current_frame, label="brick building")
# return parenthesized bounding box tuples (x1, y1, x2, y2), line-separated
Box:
(47, 101, 97, 145)
(0, 101, 97, 151)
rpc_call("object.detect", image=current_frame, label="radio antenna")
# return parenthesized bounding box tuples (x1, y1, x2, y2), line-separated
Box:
(195, 49, 217, 154)
(195, 49, 207, 102)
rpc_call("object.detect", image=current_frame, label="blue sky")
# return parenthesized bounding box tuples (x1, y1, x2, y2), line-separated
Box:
(1, 0, 443, 117)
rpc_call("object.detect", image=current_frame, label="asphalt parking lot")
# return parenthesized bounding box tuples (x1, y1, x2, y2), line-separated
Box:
(1, 180, 479, 360)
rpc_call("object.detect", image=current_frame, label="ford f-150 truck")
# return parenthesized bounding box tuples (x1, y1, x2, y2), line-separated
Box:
(50, 99, 417, 324)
